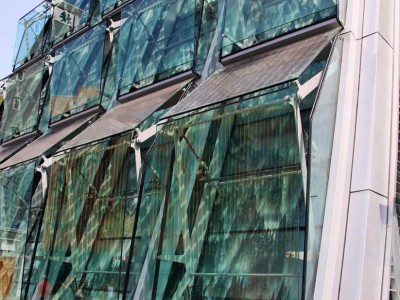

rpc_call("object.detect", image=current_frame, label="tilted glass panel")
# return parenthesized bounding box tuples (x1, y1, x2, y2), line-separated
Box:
(304, 37, 343, 299)
(117, 0, 197, 95)
(51, 0, 92, 45)
(50, 24, 105, 123)
(24, 134, 133, 299)
(194, 0, 218, 73)
(0, 60, 46, 143)
(13, 1, 51, 69)
(122, 132, 175, 297)
(0, 161, 36, 299)
(128, 83, 307, 299)
(222, 0, 337, 56)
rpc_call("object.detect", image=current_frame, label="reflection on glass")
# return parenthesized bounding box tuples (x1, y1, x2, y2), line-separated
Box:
(13, 1, 51, 69)
(24, 135, 133, 299)
(0, 60, 46, 143)
(129, 84, 307, 299)
(51, 0, 92, 45)
(304, 37, 343, 299)
(222, 0, 337, 56)
(100, 0, 128, 15)
(117, 0, 198, 95)
(0, 162, 36, 299)
(50, 24, 105, 123)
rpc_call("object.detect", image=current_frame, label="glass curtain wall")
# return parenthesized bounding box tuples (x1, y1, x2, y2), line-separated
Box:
(0, 60, 47, 143)
(50, 24, 105, 123)
(13, 1, 51, 69)
(0, 161, 36, 299)
(125, 83, 309, 299)
(51, 0, 94, 45)
(116, 0, 199, 95)
(23, 134, 135, 299)
(221, 0, 337, 56)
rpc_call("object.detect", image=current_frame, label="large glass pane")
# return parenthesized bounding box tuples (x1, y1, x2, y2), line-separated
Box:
(221, 0, 337, 56)
(116, 0, 198, 95)
(51, 0, 93, 45)
(128, 83, 309, 299)
(50, 24, 105, 123)
(0, 161, 36, 299)
(304, 37, 343, 299)
(13, 1, 51, 69)
(24, 135, 132, 299)
(0, 60, 46, 143)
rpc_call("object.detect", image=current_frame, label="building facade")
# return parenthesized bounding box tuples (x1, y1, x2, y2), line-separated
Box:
(0, 0, 398, 299)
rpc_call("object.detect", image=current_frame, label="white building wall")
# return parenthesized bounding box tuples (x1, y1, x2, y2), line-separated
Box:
(314, 0, 399, 299)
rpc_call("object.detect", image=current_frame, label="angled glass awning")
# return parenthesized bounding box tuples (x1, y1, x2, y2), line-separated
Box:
(0, 60, 47, 144)
(61, 79, 191, 151)
(13, 1, 51, 69)
(164, 29, 338, 119)
(0, 111, 97, 170)
(0, 135, 35, 165)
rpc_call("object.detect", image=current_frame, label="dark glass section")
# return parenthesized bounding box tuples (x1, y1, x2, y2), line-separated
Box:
(13, 1, 51, 69)
(100, 0, 129, 15)
(221, 0, 337, 56)
(0, 60, 47, 143)
(0, 162, 36, 299)
(51, 0, 93, 45)
(23, 135, 133, 299)
(50, 24, 105, 123)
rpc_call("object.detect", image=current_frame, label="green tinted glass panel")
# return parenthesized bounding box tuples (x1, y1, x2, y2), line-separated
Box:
(0, 162, 36, 299)
(1, 60, 46, 143)
(13, 2, 51, 69)
(51, 0, 92, 45)
(24, 135, 133, 299)
(129, 84, 307, 299)
(117, 0, 197, 95)
(50, 24, 105, 122)
(222, 0, 337, 56)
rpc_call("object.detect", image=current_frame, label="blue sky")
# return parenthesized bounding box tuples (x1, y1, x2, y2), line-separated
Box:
(0, 1, 43, 79)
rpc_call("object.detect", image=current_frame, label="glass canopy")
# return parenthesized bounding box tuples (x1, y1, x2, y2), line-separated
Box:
(221, 0, 337, 57)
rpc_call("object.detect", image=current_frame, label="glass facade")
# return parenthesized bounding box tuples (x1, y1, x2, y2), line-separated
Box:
(51, 0, 94, 45)
(221, 0, 337, 56)
(0, 1, 343, 299)
(0, 60, 47, 143)
(0, 161, 36, 299)
(50, 24, 105, 123)
(13, 1, 51, 69)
